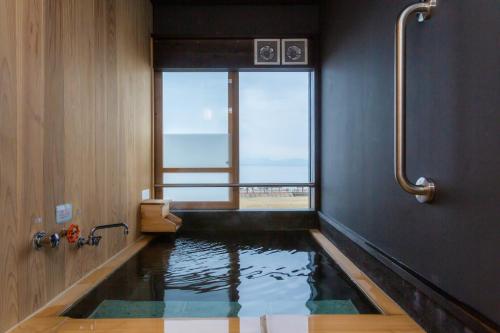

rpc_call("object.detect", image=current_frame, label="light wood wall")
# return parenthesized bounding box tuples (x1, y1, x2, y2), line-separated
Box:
(0, 0, 152, 331)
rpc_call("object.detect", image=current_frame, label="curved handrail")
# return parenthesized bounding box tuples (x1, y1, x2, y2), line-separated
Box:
(395, 0, 437, 203)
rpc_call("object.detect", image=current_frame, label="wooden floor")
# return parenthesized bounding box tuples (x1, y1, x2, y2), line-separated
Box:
(8, 231, 425, 333)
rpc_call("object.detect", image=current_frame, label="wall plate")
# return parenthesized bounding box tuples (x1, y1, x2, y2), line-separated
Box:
(142, 189, 151, 201)
(254, 39, 281, 65)
(55, 203, 73, 224)
(282, 38, 308, 65)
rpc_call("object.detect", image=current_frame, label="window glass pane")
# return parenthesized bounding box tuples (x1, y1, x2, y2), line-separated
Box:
(163, 173, 229, 202)
(239, 72, 310, 183)
(163, 72, 229, 168)
(239, 72, 311, 209)
(240, 187, 310, 209)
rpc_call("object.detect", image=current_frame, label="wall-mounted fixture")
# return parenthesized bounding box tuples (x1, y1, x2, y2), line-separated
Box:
(32, 223, 82, 250)
(394, 0, 437, 203)
(254, 38, 309, 66)
(254, 39, 280, 65)
(77, 223, 129, 248)
(282, 38, 308, 65)
(61, 224, 81, 244)
(33, 231, 61, 250)
(55, 203, 73, 224)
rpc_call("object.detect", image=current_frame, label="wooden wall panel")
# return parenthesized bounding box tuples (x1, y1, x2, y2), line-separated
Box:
(0, 1, 152, 332)
(43, 0, 66, 301)
(16, 0, 47, 318)
(0, 0, 20, 329)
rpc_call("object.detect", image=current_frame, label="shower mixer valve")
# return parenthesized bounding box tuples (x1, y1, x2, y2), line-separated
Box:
(32, 231, 61, 250)
(61, 223, 81, 244)
(33, 223, 127, 250)
(32, 223, 82, 250)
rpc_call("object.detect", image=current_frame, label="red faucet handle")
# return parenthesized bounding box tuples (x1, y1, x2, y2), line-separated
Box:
(66, 224, 80, 244)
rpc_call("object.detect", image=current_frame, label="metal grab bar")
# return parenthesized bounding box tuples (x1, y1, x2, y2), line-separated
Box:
(395, 0, 437, 203)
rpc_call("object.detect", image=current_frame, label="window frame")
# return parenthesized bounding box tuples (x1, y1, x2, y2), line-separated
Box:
(154, 70, 315, 210)
(154, 71, 239, 209)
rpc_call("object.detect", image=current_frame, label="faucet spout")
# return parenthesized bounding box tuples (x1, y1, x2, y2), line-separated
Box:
(90, 222, 129, 238)
(77, 222, 128, 248)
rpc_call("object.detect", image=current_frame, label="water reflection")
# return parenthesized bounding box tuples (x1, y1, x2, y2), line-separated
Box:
(63, 231, 378, 318)
(237, 248, 313, 316)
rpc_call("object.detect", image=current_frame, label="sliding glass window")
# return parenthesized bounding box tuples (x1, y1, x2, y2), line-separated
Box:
(156, 71, 313, 210)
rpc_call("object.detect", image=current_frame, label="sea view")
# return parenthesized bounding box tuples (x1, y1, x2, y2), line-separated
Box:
(163, 134, 309, 182)
(162, 134, 309, 203)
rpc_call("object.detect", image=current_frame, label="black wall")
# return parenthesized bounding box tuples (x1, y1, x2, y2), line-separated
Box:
(320, 0, 500, 326)
(172, 210, 317, 231)
(152, 1, 319, 38)
(152, 1, 319, 69)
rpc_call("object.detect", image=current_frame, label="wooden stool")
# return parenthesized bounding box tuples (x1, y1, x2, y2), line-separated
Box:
(140, 199, 182, 233)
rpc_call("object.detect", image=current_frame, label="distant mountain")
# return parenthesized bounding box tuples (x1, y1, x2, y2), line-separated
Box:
(163, 134, 308, 167)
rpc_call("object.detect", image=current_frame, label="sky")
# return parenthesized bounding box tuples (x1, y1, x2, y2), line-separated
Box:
(163, 71, 310, 163)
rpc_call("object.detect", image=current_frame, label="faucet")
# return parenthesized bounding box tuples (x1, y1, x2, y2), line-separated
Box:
(77, 223, 128, 248)
(33, 231, 61, 250)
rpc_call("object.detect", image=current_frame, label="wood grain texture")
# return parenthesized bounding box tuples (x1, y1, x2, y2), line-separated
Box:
(140, 201, 182, 233)
(10, 315, 424, 333)
(17, 0, 48, 320)
(0, 1, 152, 332)
(0, 0, 20, 329)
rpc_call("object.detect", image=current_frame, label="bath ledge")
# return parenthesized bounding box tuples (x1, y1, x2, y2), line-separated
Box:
(7, 235, 154, 333)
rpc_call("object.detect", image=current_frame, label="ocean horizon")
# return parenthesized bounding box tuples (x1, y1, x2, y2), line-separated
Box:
(162, 134, 309, 201)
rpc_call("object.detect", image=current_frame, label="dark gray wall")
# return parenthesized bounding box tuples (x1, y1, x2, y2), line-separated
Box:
(152, 2, 320, 68)
(320, 0, 500, 325)
(153, 2, 319, 38)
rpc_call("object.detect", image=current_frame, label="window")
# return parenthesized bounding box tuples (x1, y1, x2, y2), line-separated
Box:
(158, 72, 239, 209)
(239, 72, 311, 209)
(155, 71, 313, 209)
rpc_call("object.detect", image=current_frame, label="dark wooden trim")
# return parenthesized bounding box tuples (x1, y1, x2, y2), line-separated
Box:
(313, 67, 321, 211)
(150, 38, 155, 194)
(229, 71, 240, 209)
(153, 71, 163, 199)
(153, 39, 316, 70)
(151, 34, 320, 41)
